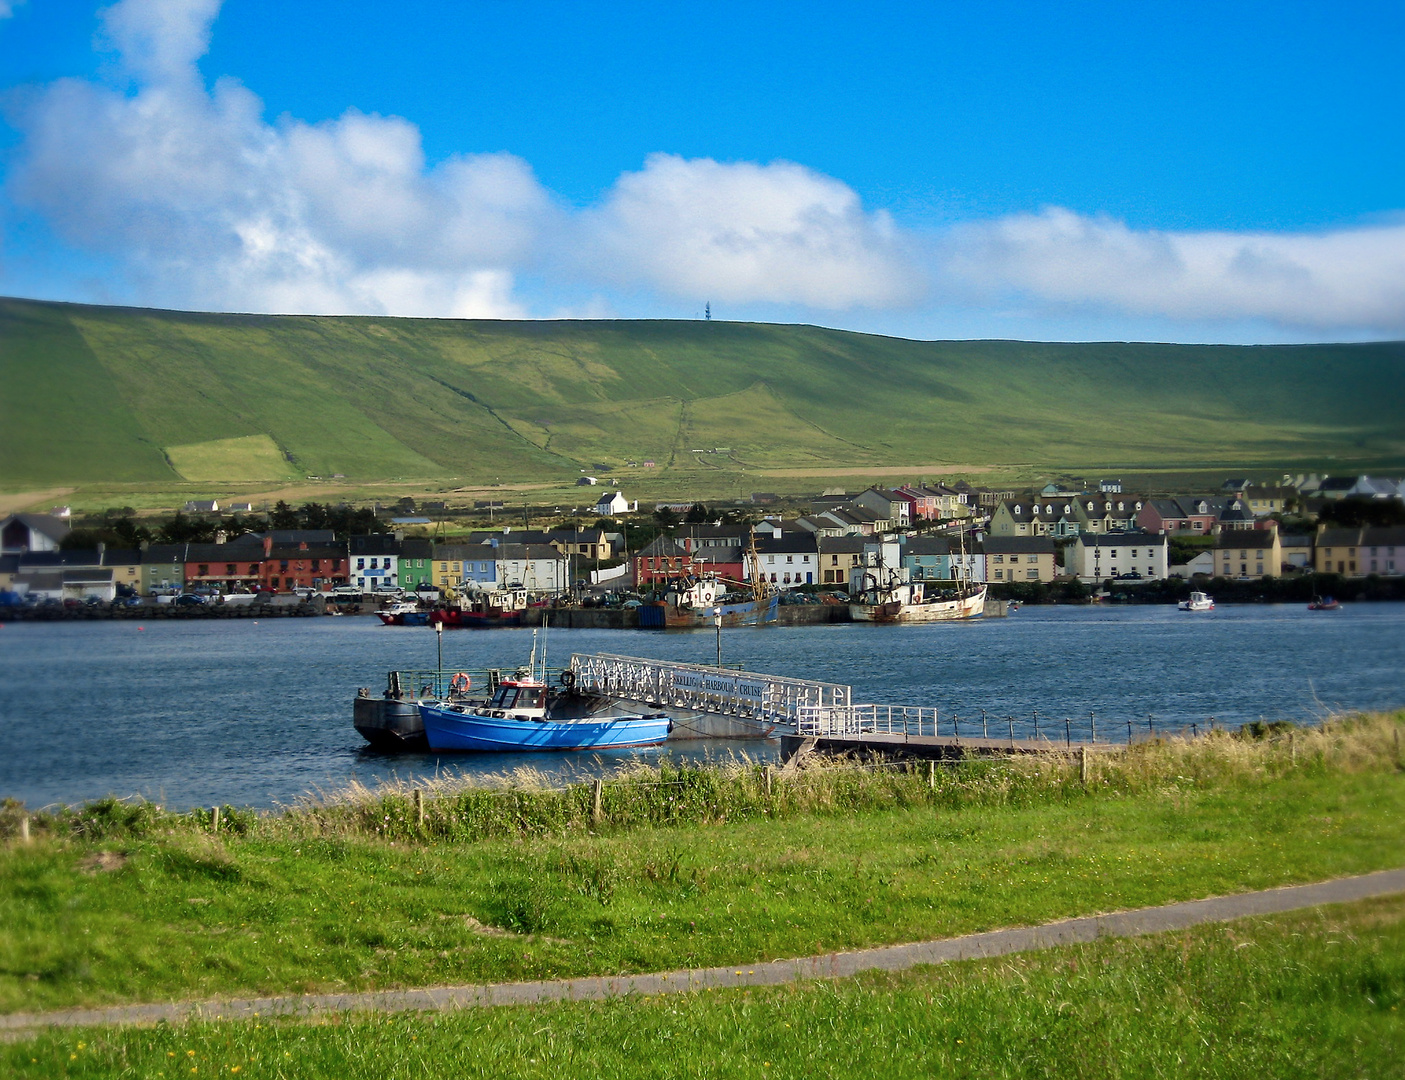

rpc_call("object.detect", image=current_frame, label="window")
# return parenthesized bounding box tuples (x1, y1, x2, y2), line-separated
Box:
(993, 569, 1004, 581)
(786, 555, 793, 563)
(280, 560, 289, 572)
(357, 558, 365, 569)
(198, 564, 208, 576)
(831, 554, 839, 565)
(1026, 569, 1039, 580)
(1010, 555, 1020, 564)
(992, 554, 1003, 564)
(226, 564, 236, 575)
(312, 560, 321, 571)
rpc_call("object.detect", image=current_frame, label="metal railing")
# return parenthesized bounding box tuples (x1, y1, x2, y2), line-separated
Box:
(569, 652, 850, 724)
(796, 703, 942, 737)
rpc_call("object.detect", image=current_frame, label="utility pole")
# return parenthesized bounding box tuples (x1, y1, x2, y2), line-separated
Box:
(714, 606, 723, 668)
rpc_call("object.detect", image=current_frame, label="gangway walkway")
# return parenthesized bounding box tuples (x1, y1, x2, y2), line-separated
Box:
(568, 652, 850, 726)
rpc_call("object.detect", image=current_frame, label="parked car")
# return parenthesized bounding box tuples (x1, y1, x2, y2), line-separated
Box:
(330, 585, 362, 599)
(174, 594, 208, 606)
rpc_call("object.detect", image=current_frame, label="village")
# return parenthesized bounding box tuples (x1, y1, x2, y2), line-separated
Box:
(2, 473, 1402, 609)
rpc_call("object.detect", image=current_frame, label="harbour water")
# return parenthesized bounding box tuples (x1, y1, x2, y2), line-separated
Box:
(1, 602, 1402, 810)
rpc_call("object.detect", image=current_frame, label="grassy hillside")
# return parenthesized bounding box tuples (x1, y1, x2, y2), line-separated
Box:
(2, 296, 1403, 490)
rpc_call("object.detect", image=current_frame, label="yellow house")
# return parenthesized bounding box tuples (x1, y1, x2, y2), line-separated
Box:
(1214, 524, 1281, 579)
(1244, 486, 1296, 517)
(982, 536, 1058, 582)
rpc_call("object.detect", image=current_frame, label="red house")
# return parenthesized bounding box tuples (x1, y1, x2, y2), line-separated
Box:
(257, 539, 348, 592)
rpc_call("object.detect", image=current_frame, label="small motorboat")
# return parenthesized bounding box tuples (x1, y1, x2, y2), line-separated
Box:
(377, 600, 427, 626)
(1178, 591, 1214, 611)
(1307, 597, 1341, 611)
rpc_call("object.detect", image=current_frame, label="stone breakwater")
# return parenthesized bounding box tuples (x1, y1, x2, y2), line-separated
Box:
(1, 599, 327, 621)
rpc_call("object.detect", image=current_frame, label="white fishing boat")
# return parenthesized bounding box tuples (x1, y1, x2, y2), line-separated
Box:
(1178, 591, 1214, 611)
(849, 580, 987, 622)
(848, 531, 985, 623)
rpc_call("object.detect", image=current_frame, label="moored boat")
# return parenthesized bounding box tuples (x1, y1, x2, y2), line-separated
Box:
(420, 690, 671, 751)
(377, 600, 429, 626)
(1307, 596, 1341, 611)
(849, 582, 987, 623)
(640, 576, 780, 628)
(430, 585, 529, 629)
(1178, 591, 1214, 611)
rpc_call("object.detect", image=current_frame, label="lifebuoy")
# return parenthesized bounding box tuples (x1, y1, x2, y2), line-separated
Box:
(450, 672, 471, 692)
(559, 669, 576, 688)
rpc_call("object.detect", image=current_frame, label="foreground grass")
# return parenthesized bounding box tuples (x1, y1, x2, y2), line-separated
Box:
(6, 897, 1402, 1079)
(0, 716, 1402, 1016)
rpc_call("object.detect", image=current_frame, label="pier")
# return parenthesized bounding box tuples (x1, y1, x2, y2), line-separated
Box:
(566, 653, 1159, 759)
(568, 652, 850, 725)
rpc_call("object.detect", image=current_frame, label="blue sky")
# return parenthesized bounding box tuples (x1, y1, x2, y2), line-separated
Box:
(0, 0, 1402, 342)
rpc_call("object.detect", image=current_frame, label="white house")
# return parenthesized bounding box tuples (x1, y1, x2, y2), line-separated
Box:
(0, 513, 71, 554)
(754, 533, 819, 587)
(593, 491, 637, 515)
(1073, 533, 1168, 582)
(490, 543, 567, 593)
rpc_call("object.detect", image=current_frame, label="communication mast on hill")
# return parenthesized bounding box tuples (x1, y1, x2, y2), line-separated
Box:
(704, 301, 711, 321)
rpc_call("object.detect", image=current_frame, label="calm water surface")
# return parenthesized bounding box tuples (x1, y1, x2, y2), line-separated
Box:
(1, 603, 1402, 809)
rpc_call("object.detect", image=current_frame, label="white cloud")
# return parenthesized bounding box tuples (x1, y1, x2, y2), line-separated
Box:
(6, 0, 548, 317)
(582, 153, 922, 309)
(4, 0, 1404, 338)
(99, 0, 219, 84)
(940, 208, 1405, 334)
(0, 1, 28, 21)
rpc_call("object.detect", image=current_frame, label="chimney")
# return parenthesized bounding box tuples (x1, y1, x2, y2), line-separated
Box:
(214, 529, 227, 545)
(263, 535, 273, 557)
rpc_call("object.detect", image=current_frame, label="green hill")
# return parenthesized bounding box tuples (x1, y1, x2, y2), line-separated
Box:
(2, 296, 1402, 490)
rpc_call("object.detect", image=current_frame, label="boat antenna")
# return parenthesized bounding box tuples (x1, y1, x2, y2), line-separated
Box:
(528, 627, 538, 680)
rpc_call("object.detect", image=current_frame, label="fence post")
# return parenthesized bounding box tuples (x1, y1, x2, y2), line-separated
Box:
(591, 778, 603, 824)
(1007, 716, 1014, 747)
(1394, 727, 1401, 766)
(764, 765, 774, 799)
(1064, 719, 1071, 748)
(982, 709, 988, 739)
(1127, 719, 1132, 745)
(1080, 745, 1088, 786)
(928, 760, 935, 791)
(211, 806, 221, 833)
(1289, 731, 1296, 766)
(19, 816, 29, 844)
(1033, 709, 1038, 741)
(1089, 711, 1097, 744)
(414, 788, 424, 827)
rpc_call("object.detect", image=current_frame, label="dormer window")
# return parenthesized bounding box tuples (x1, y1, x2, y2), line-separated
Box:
(1014, 506, 1021, 515)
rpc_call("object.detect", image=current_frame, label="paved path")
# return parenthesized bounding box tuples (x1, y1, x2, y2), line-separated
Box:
(5, 868, 1402, 1033)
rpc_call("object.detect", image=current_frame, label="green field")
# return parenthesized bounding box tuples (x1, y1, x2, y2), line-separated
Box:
(2, 295, 1404, 492)
(7, 897, 1402, 1079)
(1, 716, 1401, 1017)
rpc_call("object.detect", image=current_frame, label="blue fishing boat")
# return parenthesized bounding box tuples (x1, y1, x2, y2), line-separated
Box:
(419, 679, 670, 751)
(417, 632, 670, 751)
